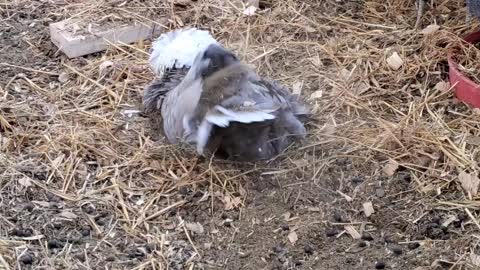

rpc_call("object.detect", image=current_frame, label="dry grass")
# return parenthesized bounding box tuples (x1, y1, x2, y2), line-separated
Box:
(2, 0, 480, 269)
(450, 36, 480, 84)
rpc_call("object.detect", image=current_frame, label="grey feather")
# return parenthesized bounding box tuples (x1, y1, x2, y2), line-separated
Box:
(143, 68, 188, 114)
(467, 0, 480, 19)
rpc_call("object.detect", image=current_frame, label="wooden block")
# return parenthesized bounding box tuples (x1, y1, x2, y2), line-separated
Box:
(50, 20, 162, 58)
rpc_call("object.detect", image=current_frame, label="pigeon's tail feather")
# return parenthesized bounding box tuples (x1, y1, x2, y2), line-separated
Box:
(143, 68, 188, 113)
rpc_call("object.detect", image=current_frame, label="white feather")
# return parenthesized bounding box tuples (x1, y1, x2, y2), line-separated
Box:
(196, 120, 214, 155)
(205, 105, 277, 128)
(149, 27, 219, 76)
(205, 115, 230, 127)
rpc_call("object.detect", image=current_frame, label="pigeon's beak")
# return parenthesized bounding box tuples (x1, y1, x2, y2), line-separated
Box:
(199, 44, 239, 78)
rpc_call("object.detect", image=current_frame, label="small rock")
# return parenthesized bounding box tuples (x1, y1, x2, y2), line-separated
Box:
(453, 220, 462, 228)
(287, 231, 298, 244)
(69, 236, 82, 245)
(375, 260, 386, 269)
(414, 235, 426, 241)
(204, 243, 213, 250)
(273, 244, 284, 253)
(185, 195, 195, 202)
(280, 224, 290, 231)
(458, 213, 467, 221)
(271, 260, 283, 269)
(19, 254, 33, 264)
(231, 212, 240, 220)
(105, 256, 115, 262)
(23, 203, 34, 212)
(81, 204, 95, 214)
(22, 228, 34, 237)
(310, 90, 323, 100)
(46, 193, 60, 202)
(193, 191, 203, 198)
(168, 209, 177, 217)
(386, 51, 403, 70)
(351, 176, 365, 183)
(335, 158, 348, 166)
(294, 259, 302, 266)
(74, 253, 85, 262)
(391, 245, 403, 255)
(47, 239, 62, 249)
(239, 251, 250, 258)
(8, 216, 18, 223)
(178, 186, 189, 195)
(408, 242, 420, 250)
(361, 233, 373, 241)
(383, 158, 399, 176)
(375, 188, 385, 198)
(80, 226, 90, 237)
(400, 172, 411, 182)
(303, 244, 313, 255)
(421, 259, 431, 266)
(185, 222, 205, 235)
(12, 228, 33, 237)
(420, 24, 440, 35)
(333, 212, 343, 222)
(146, 243, 156, 253)
(326, 228, 337, 237)
(223, 219, 232, 227)
(127, 248, 145, 258)
(363, 202, 375, 217)
(95, 218, 106, 226)
(383, 235, 397, 244)
(58, 72, 69, 83)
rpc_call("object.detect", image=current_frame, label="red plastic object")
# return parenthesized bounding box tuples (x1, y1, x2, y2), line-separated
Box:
(447, 29, 480, 108)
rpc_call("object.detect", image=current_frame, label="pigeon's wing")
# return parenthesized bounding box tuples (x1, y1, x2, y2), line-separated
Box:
(149, 27, 219, 76)
(195, 64, 283, 124)
(143, 68, 188, 114)
(257, 78, 311, 117)
(194, 64, 308, 155)
(204, 70, 308, 128)
(235, 77, 309, 149)
(160, 72, 205, 144)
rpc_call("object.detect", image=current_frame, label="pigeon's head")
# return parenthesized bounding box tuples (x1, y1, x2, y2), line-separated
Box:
(193, 44, 239, 79)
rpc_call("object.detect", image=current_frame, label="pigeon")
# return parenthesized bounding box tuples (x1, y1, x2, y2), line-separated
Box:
(143, 27, 218, 114)
(143, 27, 310, 161)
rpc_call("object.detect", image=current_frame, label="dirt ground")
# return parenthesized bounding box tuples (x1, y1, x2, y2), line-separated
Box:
(1, 0, 480, 269)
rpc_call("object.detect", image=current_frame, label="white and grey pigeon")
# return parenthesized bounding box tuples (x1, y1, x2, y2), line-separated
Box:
(143, 27, 310, 161)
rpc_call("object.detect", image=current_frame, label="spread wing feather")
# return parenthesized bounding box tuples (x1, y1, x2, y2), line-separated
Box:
(194, 65, 309, 156)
